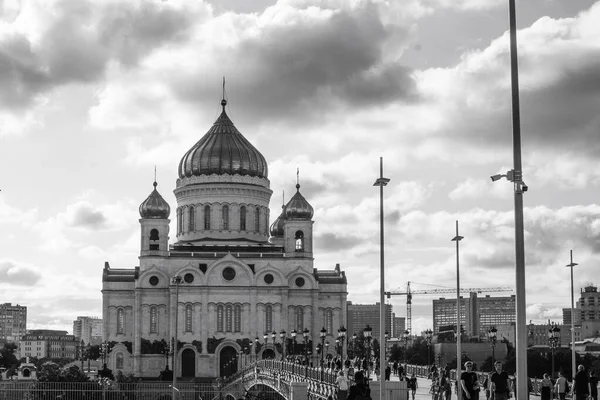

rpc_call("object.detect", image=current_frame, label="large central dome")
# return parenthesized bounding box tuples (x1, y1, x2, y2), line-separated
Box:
(178, 100, 268, 179)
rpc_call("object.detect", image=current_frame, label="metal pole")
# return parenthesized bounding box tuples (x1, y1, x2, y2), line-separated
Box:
(507, 0, 528, 399)
(374, 156, 390, 394)
(452, 221, 463, 400)
(568, 250, 577, 378)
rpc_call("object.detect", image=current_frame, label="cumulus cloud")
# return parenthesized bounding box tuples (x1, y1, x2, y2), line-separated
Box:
(0, 0, 208, 112)
(0, 259, 42, 285)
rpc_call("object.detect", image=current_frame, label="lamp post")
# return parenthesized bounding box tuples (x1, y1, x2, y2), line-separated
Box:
(338, 326, 347, 363)
(291, 329, 297, 359)
(255, 337, 259, 361)
(303, 328, 310, 365)
(488, 1, 528, 397)
(548, 323, 560, 379)
(566, 250, 577, 379)
(364, 325, 372, 375)
(352, 333, 357, 358)
(320, 327, 327, 367)
(488, 326, 498, 364)
(425, 329, 433, 367)
(249, 343, 253, 365)
(374, 156, 390, 400)
(171, 275, 182, 398)
(80, 339, 85, 372)
(402, 330, 409, 371)
(280, 330, 286, 360)
(264, 332, 268, 345)
(451, 221, 463, 400)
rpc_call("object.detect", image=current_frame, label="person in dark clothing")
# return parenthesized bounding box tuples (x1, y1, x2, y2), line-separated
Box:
(347, 370, 371, 400)
(490, 361, 512, 400)
(408, 373, 418, 400)
(461, 361, 479, 400)
(573, 365, 591, 400)
(385, 366, 391, 381)
(589, 371, 598, 400)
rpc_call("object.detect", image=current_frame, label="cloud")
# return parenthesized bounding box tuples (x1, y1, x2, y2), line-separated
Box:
(0, 0, 208, 112)
(449, 177, 512, 200)
(0, 259, 42, 285)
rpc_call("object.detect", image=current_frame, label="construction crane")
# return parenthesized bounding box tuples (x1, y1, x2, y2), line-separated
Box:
(385, 281, 513, 334)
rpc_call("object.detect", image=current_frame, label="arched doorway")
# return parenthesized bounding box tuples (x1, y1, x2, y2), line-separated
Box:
(219, 346, 238, 378)
(181, 348, 196, 378)
(261, 349, 276, 360)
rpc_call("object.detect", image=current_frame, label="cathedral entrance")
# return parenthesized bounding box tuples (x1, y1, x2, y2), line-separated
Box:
(219, 346, 238, 377)
(181, 349, 195, 378)
(261, 349, 275, 360)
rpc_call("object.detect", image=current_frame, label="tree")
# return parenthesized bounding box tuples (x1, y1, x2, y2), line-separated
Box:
(37, 361, 63, 382)
(0, 343, 19, 369)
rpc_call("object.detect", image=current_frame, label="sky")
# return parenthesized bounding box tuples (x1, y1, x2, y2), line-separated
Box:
(1, 0, 599, 337)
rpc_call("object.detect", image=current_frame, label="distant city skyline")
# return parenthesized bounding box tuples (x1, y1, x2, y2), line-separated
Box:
(1, 0, 599, 335)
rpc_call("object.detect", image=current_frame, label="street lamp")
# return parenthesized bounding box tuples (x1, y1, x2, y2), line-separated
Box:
(363, 325, 373, 370)
(280, 330, 286, 360)
(171, 275, 182, 398)
(291, 329, 297, 358)
(488, 327, 498, 364)
(263, 332, 268, 344)
(255, 337, 259, 361)
(338, 326, 347, 363)
(566, 250, 578, 379)
(320, 327, 327, 366)
(303, 328, 310, 365)
(548, 323, 560, 379)
(451, 220, 464, 400)
(425, 329, 433, 367)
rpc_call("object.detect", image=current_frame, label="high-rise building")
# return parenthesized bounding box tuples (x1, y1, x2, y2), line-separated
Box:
(73, 316, 104, 345)
(101, 98, 347, 379)
(20, 330, 78, 359)
(433, 293, 515, 338)
(0, 303, 27, 344)
(578, 285, 600, 322)
(347, 302, 393, 340)
(562, 308, 582, 326)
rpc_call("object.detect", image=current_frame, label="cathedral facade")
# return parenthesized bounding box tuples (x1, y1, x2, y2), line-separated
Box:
(101, 99, 348, 379)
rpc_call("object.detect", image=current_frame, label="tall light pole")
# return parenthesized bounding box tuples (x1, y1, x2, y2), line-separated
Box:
(566, 250, 578, 378)
(488, 1, 528, 397)
(303, 328, 310, 365)
(548, 323, 560, 379)
(171, 275, 182, 398)
(488, 327, 497, 364)
(451, 221, 463, 400)
(402, 330, 410, 371)
(373, 156, 390, 400)
(425, 329, 433, 367)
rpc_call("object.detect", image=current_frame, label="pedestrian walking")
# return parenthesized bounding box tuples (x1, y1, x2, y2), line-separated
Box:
(408, 373, 418, 400)
(490, 361, 512, 400)
(337, 370, 349, 400)
(541, 374, 553, 400)
(573, 365, 591, 400)
(554, 371, 569, 400)
(589, 371, 598, 400)
(461, 361, 479, 400)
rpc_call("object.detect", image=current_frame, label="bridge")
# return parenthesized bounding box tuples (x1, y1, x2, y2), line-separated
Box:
(221, 360, 409, 400)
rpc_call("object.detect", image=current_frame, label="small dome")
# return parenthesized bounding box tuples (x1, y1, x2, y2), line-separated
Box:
(139, 182, 171, 219)
(178, 103, 268, 179)
(269, 206, 286, 237)
(284, 184, 313, 220)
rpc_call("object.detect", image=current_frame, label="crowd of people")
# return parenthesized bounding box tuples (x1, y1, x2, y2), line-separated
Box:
(427, 361, 598, 400)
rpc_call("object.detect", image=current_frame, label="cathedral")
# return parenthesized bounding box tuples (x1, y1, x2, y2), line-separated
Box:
(101, 97, 348, 379)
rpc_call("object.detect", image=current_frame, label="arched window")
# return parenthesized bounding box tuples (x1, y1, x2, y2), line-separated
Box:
(295, 307, 304, 331)
(217, 305, 223, 332)
(222, 205, 229, 230)
(295, 231, 304, 251)
(117, 309, 124, 335)
(150, 306, 157, 334)
(116, 353, 124, 369)
(234, 305, 241, 332)
(265, 305, 273, 333)
(325, 309, 333, 335)
(177, 208, 182, 234)
(240, 206, 246, 231)
(185, 305, 193, 333)
(225, 305, 233, 332)
(204, 205, 211, 230)
(255, 207, 260, 232)
(189, 206, 195, 232)
(149, 229, 159, 250)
